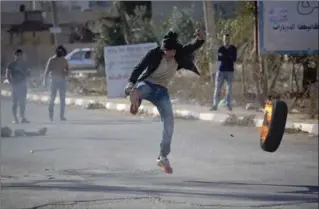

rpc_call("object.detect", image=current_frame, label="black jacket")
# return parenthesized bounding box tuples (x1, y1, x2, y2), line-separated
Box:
(128, 38, 205, 84)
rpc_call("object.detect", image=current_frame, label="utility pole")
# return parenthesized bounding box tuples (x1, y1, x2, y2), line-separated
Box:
(51, 1, 59, 46)
(32, 1, 37, 10)
(203, 1, 218, 98)
(253, 1, 266, 106)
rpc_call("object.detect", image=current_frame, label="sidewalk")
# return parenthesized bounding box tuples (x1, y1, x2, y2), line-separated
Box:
(1, 87, 318, 135)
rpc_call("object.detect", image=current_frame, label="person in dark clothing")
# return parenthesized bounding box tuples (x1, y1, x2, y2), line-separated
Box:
(57, 45, 67, 56)
(5, 49, 31, 124)
(211, 34, 237, 111)
(124, 29, 205, 174)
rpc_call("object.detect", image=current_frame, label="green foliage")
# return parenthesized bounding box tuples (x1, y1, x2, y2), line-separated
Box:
(237, 1, 255, 18)
(126, 6, 158, 44)
(216, 2, 255, 51)
(92, 20, 125, 69)
(160, 5, 202, 45)
(92, 6, 158, 69)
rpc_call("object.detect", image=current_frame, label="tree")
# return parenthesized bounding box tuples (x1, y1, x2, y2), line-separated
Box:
(93, 2, 157, 71)
(125, 6, 158, 44)
(91, 17, 126, 73)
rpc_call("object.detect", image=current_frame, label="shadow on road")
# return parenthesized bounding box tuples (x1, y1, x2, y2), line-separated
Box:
(2, 180, 318, 204)
(44, 119, 156, 126)
(181, 181, 319, 195)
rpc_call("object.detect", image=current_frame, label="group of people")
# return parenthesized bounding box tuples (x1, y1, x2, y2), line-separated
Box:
(5, 45, 69, 123)
(5, 29, 237, 174)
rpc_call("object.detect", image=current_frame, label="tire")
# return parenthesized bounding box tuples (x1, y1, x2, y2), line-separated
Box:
(260, 100, 288, 152)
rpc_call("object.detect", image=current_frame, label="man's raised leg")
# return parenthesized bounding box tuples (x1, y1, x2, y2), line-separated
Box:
(129, 81, 152, 115)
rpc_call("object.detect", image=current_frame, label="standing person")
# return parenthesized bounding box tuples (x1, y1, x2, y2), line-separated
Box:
(211, 34, 237, 111)
(124, 29, 205, 174)
(5, 49, 31, 124)
(43, 46, 69, 121)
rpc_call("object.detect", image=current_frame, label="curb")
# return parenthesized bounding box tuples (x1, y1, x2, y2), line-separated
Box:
(1, 90, 318, 135)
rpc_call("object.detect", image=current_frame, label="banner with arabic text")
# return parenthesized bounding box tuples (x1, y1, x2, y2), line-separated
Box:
(104, 43, 157, 98)
(258, 1, 318, 54)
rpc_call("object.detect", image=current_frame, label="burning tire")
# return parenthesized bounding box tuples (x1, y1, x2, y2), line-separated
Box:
(260, 100, 288, 152)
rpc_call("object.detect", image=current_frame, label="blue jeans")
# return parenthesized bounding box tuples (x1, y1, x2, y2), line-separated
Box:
(135, 81, 174, 157)
(49, 78, 67, 118)
(11, 81, 28, 119)
(213, 71, 234, 107)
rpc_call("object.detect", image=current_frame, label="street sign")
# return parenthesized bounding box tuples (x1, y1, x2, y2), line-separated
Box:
(49, 27, 62, 34)
(104, 43, 157, 98)
(258, 1, 319, 54)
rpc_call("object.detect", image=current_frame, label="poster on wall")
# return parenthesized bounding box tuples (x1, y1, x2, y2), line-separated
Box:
(104, 43, 157, 98)
(258, 1, 319, 54)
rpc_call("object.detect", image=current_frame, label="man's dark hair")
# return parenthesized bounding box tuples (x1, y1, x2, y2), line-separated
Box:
(57, 45, 67, 56)
(224, 34, 229, 37)
(14, 49, 23, 55)
(162, 31, 180, 50)
(55, 45, 67, 57)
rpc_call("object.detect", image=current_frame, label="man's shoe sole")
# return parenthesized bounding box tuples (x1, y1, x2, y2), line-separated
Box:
(129, 89, 140, 115)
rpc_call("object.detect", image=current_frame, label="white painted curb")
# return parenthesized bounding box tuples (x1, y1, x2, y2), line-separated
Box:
(1, 90, 318, 135)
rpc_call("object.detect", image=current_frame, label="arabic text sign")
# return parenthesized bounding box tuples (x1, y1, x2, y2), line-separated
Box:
(104, 43, 157, 98)
(258, 1, 319, 54)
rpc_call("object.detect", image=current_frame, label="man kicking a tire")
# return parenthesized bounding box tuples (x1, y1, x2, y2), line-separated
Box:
(124, 29, 205, 174)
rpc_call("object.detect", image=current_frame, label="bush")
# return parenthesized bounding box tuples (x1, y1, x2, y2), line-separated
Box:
(92, 18, 126, 72)
(126, 6, 158, 44)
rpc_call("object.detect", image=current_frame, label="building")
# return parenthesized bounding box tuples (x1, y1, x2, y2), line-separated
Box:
(1, 1, 238, 45)
(1, 1, 118, 45)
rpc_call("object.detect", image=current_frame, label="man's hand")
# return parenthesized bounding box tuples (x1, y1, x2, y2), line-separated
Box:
(124, 82, 134, 96)
(42, 79, 48, 88)
(194, 29, 206, 40)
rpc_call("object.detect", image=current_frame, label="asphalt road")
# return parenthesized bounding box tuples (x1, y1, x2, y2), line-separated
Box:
(0, 98, 318, 209)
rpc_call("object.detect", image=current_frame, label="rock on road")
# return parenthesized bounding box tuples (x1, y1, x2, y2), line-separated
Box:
(0, 98, 318, 209)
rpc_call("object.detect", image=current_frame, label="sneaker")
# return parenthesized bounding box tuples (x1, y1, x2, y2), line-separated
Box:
(227, 106, 232, 111)
(12, 118, 19, 124)
(157, 156, 173, 174)
(20, 118, 30, 123)
(129, 88, 141, 115)
(60, 117, 67, 121)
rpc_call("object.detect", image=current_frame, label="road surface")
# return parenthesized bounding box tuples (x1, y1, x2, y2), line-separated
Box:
(1, 98, 318, 209)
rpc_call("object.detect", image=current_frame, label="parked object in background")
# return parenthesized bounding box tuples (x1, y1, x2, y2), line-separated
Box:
(65, 48, 98, 76)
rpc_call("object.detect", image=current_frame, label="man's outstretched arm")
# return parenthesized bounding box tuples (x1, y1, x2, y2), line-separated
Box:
(43, 57, 53, 85)
(128, 50, 153, 84)
(182, 29, 206, 55)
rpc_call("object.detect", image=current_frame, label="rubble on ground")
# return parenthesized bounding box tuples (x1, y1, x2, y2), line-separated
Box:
(1, 127, 47, 137)
(222, 114, 256, 127)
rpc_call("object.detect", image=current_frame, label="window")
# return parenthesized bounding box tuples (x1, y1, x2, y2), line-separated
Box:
(70, 51, 85, 60)
(84, 51, 92, 59)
